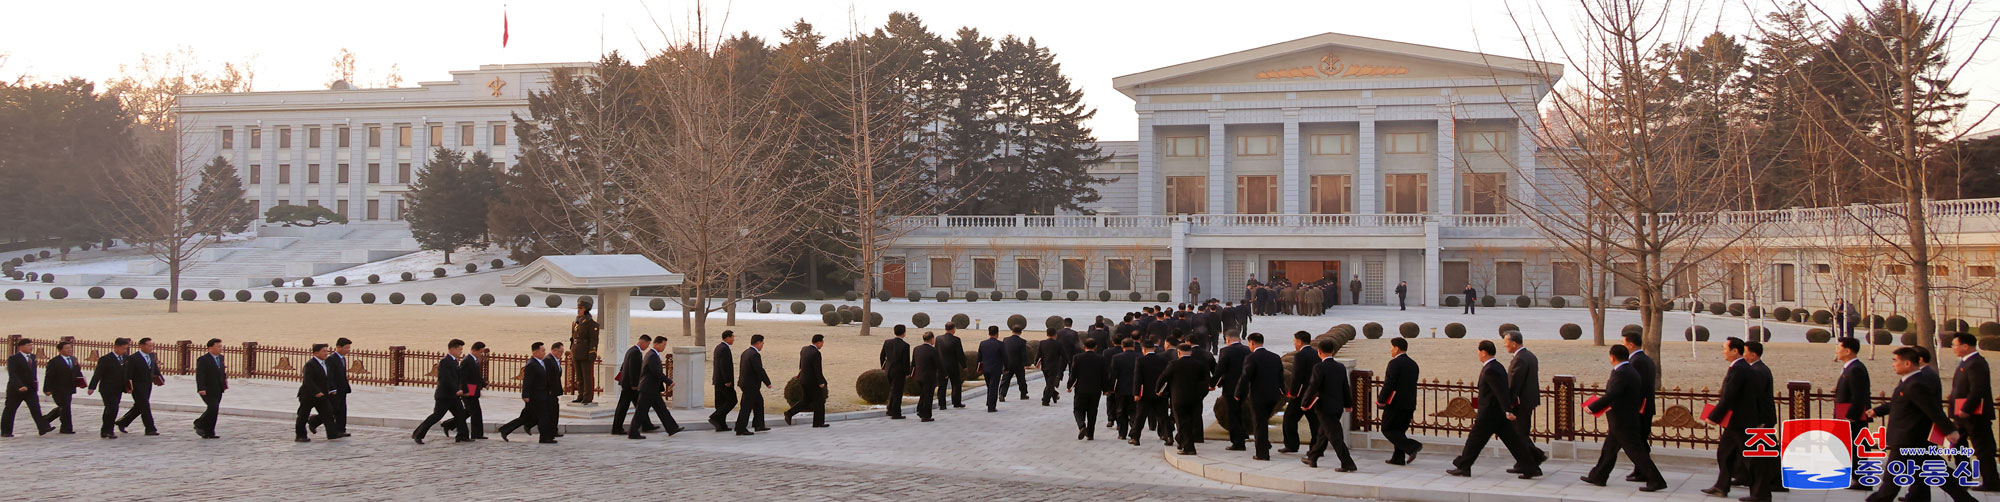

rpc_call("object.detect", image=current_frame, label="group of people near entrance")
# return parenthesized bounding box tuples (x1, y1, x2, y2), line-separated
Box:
(1239, 273, 1365, 316)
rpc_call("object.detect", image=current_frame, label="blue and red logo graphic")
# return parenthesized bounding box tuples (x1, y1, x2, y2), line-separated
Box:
(1742, 419, 1861, 490)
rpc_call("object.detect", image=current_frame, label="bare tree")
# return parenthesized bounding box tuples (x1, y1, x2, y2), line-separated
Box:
(326, 48, 402, 89)
(104, 46, 254, 134)
(95, 123, 238, 313)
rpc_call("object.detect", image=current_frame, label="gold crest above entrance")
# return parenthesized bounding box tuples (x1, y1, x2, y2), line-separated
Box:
(1255, 53, 1409, 80)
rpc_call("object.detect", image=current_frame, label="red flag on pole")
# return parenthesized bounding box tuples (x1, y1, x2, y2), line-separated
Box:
(502, 9, 510, 48)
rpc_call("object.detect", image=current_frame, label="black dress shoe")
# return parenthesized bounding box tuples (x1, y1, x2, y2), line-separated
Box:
(117, 423, 128, 434)
(0, 433, 11, 438)
(1700, 487, 1728, 497)
(1579, 476, 1607, 487)
(203, 434, 220, 439)
(1277, 448, 1298, 454)
(811, 424, 830, 428)
(539, 439, 558, 444)
(1252, 454, 1270, 461)
(1385, 458, 1407, 466)
(1225, 445, 1246, 451)
(412, 434, 425, 444)
(921, 418, 934, 422)
(1335, 466, 1357, 473)
(295, 437, 310, 442)
(611, 428, 627, 435)
(1517, 471, 1542, 479)
(1302, 457, 1318, 468)
(627, 434, 646, 439)
(1507, 468, 1523, 474)
(1177, 449, 1197, 455)
(754, 427, 771, 432)
(736, 431, 754, 436)
(1639, 485, 1667, 492)
(889, 416, 906, 420)
(715, 426, 733, 431)
(784, 414, 795, 425)
(143, 431, 159, 436)
(102, 433, 117, 439)
(1128, 438, 1141, 446)
(1445, 468, 1471, 477)
(454, 437, 473, 443)
(471, 435, 489, 440)
(499, 430, 512, 442)
(1737, 497, 1769, 502)
(666, 427, 684, 436)
(1626, 474, 1645, 482)
(39, 426, 54, 436)
(643, 425, 661, 432)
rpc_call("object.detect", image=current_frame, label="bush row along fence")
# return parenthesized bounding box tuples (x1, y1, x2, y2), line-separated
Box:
(10, 334, 641, 398)
(1344, 369, 1902, 450)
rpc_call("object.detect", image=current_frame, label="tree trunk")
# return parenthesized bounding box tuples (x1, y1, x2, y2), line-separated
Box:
(167, 252, 181, 314)
(725, 274, 739, 327)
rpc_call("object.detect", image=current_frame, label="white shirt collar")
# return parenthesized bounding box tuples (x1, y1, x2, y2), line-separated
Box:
(1901, 369, 1919, 383)
(1963, 352, 1979, 363)
(1614, 361, 1630, 370)
(1842, 358, 1859, 370)
(1511, 347, 1525, 355)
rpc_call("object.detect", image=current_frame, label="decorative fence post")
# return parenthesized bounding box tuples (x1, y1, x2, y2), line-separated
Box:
(6, 334, 18, 348)
(1350, 369, 1374, 431)
(1786, 381, 1812, 420)
(242, 342, 259, 379)
(389, 346, 406, 386)
(175, 340, 193, 375)
(1552, 375, 1577, 441)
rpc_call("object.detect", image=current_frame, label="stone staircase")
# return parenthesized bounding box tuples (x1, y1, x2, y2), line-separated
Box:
(59, 223, 418, 291)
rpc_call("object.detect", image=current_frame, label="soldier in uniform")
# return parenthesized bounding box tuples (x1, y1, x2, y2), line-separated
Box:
(570, 302, 601, 404)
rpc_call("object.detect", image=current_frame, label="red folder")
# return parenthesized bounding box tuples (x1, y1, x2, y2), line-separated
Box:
(1834, 403, 1852, 420)
(1378, 391, 1395, 407)
(465, 384, 479, 397)
(73, 377, 86, 388)
(1702, 403, 1732, 427)
(1931, 426, 1950, 446)
(1583, 396, 1607, 417)
(1955, 398, 1981, 416)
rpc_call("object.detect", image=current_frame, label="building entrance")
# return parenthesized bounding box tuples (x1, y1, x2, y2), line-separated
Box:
(1267, 260, 1340, 304)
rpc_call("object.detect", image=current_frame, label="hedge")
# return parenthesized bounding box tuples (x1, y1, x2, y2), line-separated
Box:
(966, 291, 980, 303)
(1097, 291, 1111, 302)
(120, 288, 138, 300)
(1157, 292, 1172, 302)
(877, 290, 892, 302)
(812, 290, 827, 301)
(1007, 314, 1028, 332)
(1623, 298, 1640, 310)
(856, 369, 890, 404)
(465, 263, 478, 273)
(1980, 335, 2000, 352)
(1771, 307, 1793, 323)
(1444, 296, 1461, 307)
(907, 291, 921, 303)
(1066, 291, 1080, 301)
(1710, 302, 1727, 315)
(361, 293, 376, 304)
(368, 274, 381, 284)
(1728, 303, 1745, 317)
(271, 278, 285, 287)
(1550, 296, 1567, 308)
(1016, 290, 1029, 301)
(518, 295, 533, 307)
(1747, 326, 1770, 342)
(650, 298, 666, 311)
(389, 292, 406, 305)
(1041, 290, 1054, 301)
(1128, 291, 1143, 302)
(951, 313, 971, 330)
(1513, 296, 1531, 308)
(328, 292, 343, 304)
(1444, 323, 1466, 338)
(302, 277, 316, 287)
(1560, 323, 1582, 340)
(432, 267, 446, 278)
(401, 272, 415, 282)
(1498, 323, 1519, 336)
(450, 293, 466, 305)
(845, 291, 860, 302)
(264, 291, 280, 303)
(1981, 322, 2000, 338)
(822, 311, 841, 326)
(1805, 328, 1833, 343)
(87, 286, 104, 299)
(1945, 319, 1972, 333)
(1481, 295, 1496, 308)
(545, 295, 562, 308)
(421, 293, 438, 305)
(868, 312, 883, 327)
(790, 301, 806, 314)
(334, 276, 348, 286)
(820, 303, 836, 315)
(1887, 315, 1910, 332)
(1045, 316, 1064, 333)
(236, 290, 252, 302)
(1871, 329, 1893, 345)
(1812, 310, 1832, 325)
(1900, 332, 1923, 346)
(491, 259, 504, 269)
(288, 292, 307, 303)
(912, 312, 931, 328)
(179, 289, 195, 301)
(208, 289, 225, 301)
(152, 288, 168, 300)
(1399, 322, 1420, 338)
(1621, 324, 1643, 338)
(935, 291, 949, 302)
(479, 294, 495, 306)
(1363, 322, 1383, 339)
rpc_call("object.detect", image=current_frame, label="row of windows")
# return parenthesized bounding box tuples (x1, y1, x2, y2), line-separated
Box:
(243, 161, 504, 185)
(247, 199, 399, 221)
(1161, 173, 1507, 214)
(923, 257, 1175, 292)
(1814, 263, 1996, 278)
(220, 124, 509, 150)
(1162, 131, 1508, 158)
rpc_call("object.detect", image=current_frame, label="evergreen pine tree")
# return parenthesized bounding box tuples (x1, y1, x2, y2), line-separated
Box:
(405, 148, 483, 264)
(189, 156, 253, 235)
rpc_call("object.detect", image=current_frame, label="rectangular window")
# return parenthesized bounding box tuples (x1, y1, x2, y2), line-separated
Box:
(1815, 263, 1832, 274)
(336, 164, 349, 183)
(1107, 259, 1133, 291)
(1973, 266, 1997, 278)
(1385, 132, 1428, 154)
(1164, 136, 1204, 157)
(973, 258, 996, 289)
(279, 199, 290, 207)
(249, 165, 261, 185)
(1443, 262, 1469, 297)
(492, 124, 508, 146)
(1235, 135, 1277, 156)
(428, 125, 443, 147)
(1062, 258, 1087, 290)
(367, 163, 381, 184)
(221, 129, 234, 150)
(1674, 269, 1698, 298)
(1153, 259, 1173, 292)
(1310, 134, 1353, 156)
(336, 199, 348, 216)
(277, 164, 291, 184)
(249, 128, 262, 149)
(398, 126, 412, 147)
(1464, 131, 1505, 153)
(1885, 264, 1907, 276)
(1613, 263, 1639, 297)
(1235, 175, 1277, 214)
(1462, 173, 1507, 214)
(278, 127, 292, 149)
(395, 199, 406, 221)
(1931, 265, 1949, 277)
(1165, 176, 1206, 215)
(1728, 263, 1746, 300)
(308, 127, 321, 148)
(459, 124, 474, 146)
(398, 163, 411, 183)
(929, 258, 953, 288)
(368, 126, 382, 147)
(1496, 262, 1523, 296)
(1016, 258, 1041, 290)
(366, 200, 380, 220)
(1384, 174, 1429, 214)
(1776, 264, 1797, 302)
(1309, 175, 1351, 214)
(337, 127, 350, 148)
(307, 199, 320, 208)
(307, 164, 321, 184)
(1553, 262, 1579, 296)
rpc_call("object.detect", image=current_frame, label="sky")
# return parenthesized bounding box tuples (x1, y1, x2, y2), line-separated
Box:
(4, 0, 1997, 140)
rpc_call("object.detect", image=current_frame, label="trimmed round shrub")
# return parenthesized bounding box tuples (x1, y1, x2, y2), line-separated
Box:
(368, 274, 381, 284)
(1128, 291, 1143, 302)
(1481, 295, 1496, 308)
(1945, 319, 1972, 334)
(868, 311, 883, 327)
(1621, 298, 1639, 310)
(1097, 290, 1111, 302)
(906, 290, 921, 303)
(17, 272, 31, 281)
(1007, 314, 1028, 332)
(1900, 332, 1922, 346)
(1980, 322, 2000, 338)
(1871, 329, 1893, 346)
(1157, 292, 1171, 302)
(1771, 307, 1793, 323)
(856, 369, 890, 404)
(264, 291, 280, 303)
(21, 255, 34, 263)
(178, 289, 195, 301)
(37, 250, 49, 259)
(48, 287, 67, 299)
(431, 267, 446, 278)
(1866, 315, 1885, 329)
(450, 293, 466, 305)
(934, 291, 949, 302)
(1710, 302, 1727, 315)
(361, 292, 376, 304)
(421, 293, 438, 305)
(912, 312, 931, 328)
(990, 290, 1003, 302)
(951, 313, 971, 329)
(1444, 323, 1466, 338)
(302, 277, 316, 287)
(1806, 328, 1832, 343)
(1887, 315, 1910, 332)
(544, 295, 562, 308)
(877, 290, 892, 302)
(39, 273, 53, 283)
(1363, 322, 1383, 339)
(965, 291, 979, 302)
(120, 288, 138, 300)
(389, 292, 406, 304)
(515, 295, 533, 307)
(479, 294, 495, 306)
(754, 301, 772, 314)
(845, 291, 860, 302)
(270, 278, 285, 287)
(789, 301, 805, 314)
(1040, 290, 1054, 301)
(784, 376, 804, 406)
(236, 290, 251, 302)
(1513, 296, 1531, 308)
(87, 286, 104, 299)
(334, 276, 348, 286)
(327, 291, 343, 304)
(207, 289, 225, 301)
(1066, 291, 1080, 301)
(400, 272, 414, 282)
(1549, 296, 1568, 308)
(811, 290, 826, 301)
(1016, 290, 1029, 301)
(1812, 310, 1832, 325)
(293, 292, 311, 303)
(1747, 326, 1770, 342)
(1399, 322, 1420, 338)
(1560, 323, 1583, 340)
(1045, 316, 1064, 333)
(820, 303, 836, 314)
(1749, 306, 1763, 319)
(1979, 336, 2000, 352)
(491, 259, 504, 269)
(1680, 326, 1712, 342)
(464, 263, 478, 273)
(839, 307, 859, 324)
(1444, 296, 1461, 307)
(152, 288, 168, 300)
(1727, 303, 1745, 316)
(821, 311, 840, 326)
(1498, 323, 1519, 336)
(648, 298, 665, 311)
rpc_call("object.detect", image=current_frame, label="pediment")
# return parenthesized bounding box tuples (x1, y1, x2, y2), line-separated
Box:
(1113, 33, 1560, 97)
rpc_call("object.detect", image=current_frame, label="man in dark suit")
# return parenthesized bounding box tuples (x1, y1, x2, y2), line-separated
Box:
(1395, 281, 1408, 310)
(1348, 275, 1363, 305)
(1445, 340, 1542, 479)
(612, 334, 652, 436)
(4, 338, 54, 437)
(1381, 337, 1423, 464)
(43, 341, 80, 434)
(1700, 338, 1759, 498)
(323, 338, 353, 439)
(1502, 332, 1548, 473)
(86, 337, 132, 439)
(1620, 332, 1659, 483)
(784, 334, 829, 427)
(1213, 330, 1251, 451)
(498, 343, 552, 443)
(412, 339, 470, 444)
(544, 343, 567, 439)
(911, 332, 943, 422)
(1833, 337, 1871, 490)
(880, 326, 911, 419)
(1864, 347, 1973, 502)
(1281, 331, 1320, 454)
(1581, 345, 1667, 491)
(1949, 332, 2000, 490)
(711, 331, 738, 431)
(457, 341, 488, 440)
(978, 327, 1008, 412)
(1302, 337, 1356, 471)
(193, 338, 226, 439)
(1057, 318, 1081, 360)
(1134, 340, 1172, 444)
(115, 337, 163, 435)
(1038, 329, 1070, 407)
(936, 323, 966, 410)
(632, 336, 683, 438)
(1109, 339, 1140, 440)
(1462, 285, 1477, 314)
(296, 343, 334, 442)
(1238, 333, 1285, 460)
(1158, 343, 1210, 455)
(1004, 327, 1031, 400)
(736, 334, 772, 434)
(1735, 341, 1779, 501)
(1066, 338, 1109, 439)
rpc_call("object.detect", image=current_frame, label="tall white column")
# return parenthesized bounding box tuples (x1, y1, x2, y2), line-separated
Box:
(1137, 112, 1157, 215)
(1436, 110, 1457, 215)
(290, 127, 307, 206)
(1171, 221, 1188, 306)
(258, 127, 276, 210)
(1424, 219, 1442, 307)
(1358, 109, 1378, 215)
(320, 126, 338, 205)
(1206, 111, 1227, 214)
(414, 124, 432, 177)
(1515, 114, 1539, 212)
(1281, 108, 1302, 215)
(349, 125, 366, 220)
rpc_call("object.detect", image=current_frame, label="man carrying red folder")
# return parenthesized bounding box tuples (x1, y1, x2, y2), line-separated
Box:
(1949, 333, 1999, 491)
(1833, 337, 1872, 490)
(1702, 337, 1761, 500)
(1864, 346, 1971, 502)
(1581, 344, 1666, 491)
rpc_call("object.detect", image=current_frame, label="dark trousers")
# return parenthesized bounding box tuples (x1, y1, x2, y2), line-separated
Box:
(194, 393, 221, 434)
(1106, 391, 1126, 433)
(1868, 443, 1976, 502)
(1511, 405, 1546, 468)
(983, 372, 1004, 411)
(784, 386, 824, 426)
(1712, 427, 1749, 492)
(499, 400, 538, 436)
(938, 368, 963, 408)
(1381, 408, 1422, 462)
(1220, 392, 1248, 448)
(327, 393, 348, 433)
(1464, 300, 1476, 314)
(1307, 409, 1357, 468)
(1398, 294, 1406, 310)
(1074, 393, 1099, 437)
(1006, 366, 1028, 398)
(1172, 400, 1202, 452)
(1040, 368, 1063, 405)
(462, 396, 484, 437)
(634, 394, 679, 434)
(414, 396, 468, 441)
(116, 385, 155, 432)
(1588, 416, 1665, 486)
(735, 387, 765, 432)
(885, 376, 905, 417)
(296, 396, 332, 439)
(1251, 398, 1280, 455)
(612, 385, 638, 431)
(710, 385, 738, 427)
(98, 391, 122, 436)
(46, 393, 72, 433)
(1452, 414, 1539, 473)
(1141, 396, 1171, 440)
(1282, 397, 1319, 450)
(3, 390, 49, 435)
(1117, 393, 1141, 439)
(1624, 411, 1656, 477)
(1956, 416, 2000, 489)
(536, 396, 560, 441)
(914, 379, 935, 419)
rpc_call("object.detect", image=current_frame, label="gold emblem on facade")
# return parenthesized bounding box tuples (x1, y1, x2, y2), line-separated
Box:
(1256, 52, 1409, 80)
(486, 76, 507, 97)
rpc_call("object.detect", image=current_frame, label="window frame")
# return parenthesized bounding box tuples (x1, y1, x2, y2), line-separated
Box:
(278, 127, 292, 149)
(972, 257, 996, 290)
(1164, 136, 1205, 158)
(337, 126, 350, 148)
(1464, 131, 1505, 153)
(929, 257, 953, 289)
(492, 124, 508, 146)
(1107, 259, 1134, 291)
(308, 126, 322, 148)
(1015, 258, 1041, 290)
(1235, 135, 1277, 157)
(1310, 134, 1353, 156)
(1309, 174, 1352, 214)
(460, 124, 475, 146)
(1164, 176, 1207, 215)
(1383, 174, 1429, 214)
(1235, 175, 1278, 214)
(1384, 132, 1429, 154)
(221, 128, 234, 150)
(307, 164, 321, 184)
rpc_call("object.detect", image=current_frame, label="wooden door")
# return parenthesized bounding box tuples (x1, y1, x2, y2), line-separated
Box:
(882, 259, 906, 297)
